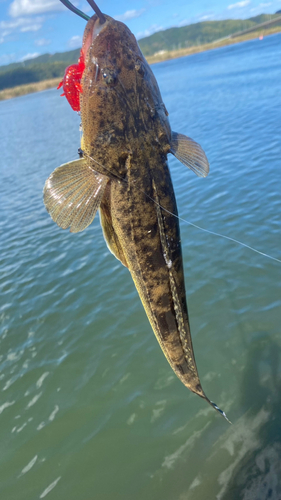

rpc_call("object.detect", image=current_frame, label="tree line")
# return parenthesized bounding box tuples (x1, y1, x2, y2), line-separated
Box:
(0, 14, 280, 91)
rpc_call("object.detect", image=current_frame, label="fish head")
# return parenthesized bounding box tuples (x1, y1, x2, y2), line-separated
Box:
(81, 14, 140, 97)
(80, 14, 172, 178)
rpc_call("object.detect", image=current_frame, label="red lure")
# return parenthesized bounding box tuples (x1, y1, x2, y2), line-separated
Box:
(57, 49, 85, 111)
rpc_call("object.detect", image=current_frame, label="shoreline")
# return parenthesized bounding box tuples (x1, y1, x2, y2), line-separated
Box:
(0, 77, 62, 102)
(146, 25, 281, 65)
(0, 26, 280, 102)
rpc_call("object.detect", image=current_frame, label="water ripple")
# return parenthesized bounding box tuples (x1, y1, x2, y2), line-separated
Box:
(0, 33, 280, 500)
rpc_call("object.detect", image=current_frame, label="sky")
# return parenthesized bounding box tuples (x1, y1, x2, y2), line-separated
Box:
(0, 0, 280, 65)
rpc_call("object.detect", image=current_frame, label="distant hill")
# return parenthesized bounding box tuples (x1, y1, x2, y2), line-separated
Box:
(138, 14, 281, 55)
(0, 14, 280, 91)
(0, 49, 80, 74)
(0, 48, 81, 90)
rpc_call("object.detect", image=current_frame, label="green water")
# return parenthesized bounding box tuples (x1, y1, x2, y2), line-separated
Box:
(0, 34, 281, 499)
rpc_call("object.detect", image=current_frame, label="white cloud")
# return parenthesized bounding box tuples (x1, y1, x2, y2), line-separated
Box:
(115, 9, 145, 22)
(136, 24, 163, 40)
(177, 19, 190, 27)
(68, 35, 83, 49)
(254, 1, 272, 7)
(250, 2, 272, 13)
(35, 38, 51, 46)
(20, 52, 40, 61)
(228, 0, 251, 9)
(9, 0, 64, 17)
(21, 23, 42, 32)
(0, 16, 44, 39)
(199, 14, 215, 21)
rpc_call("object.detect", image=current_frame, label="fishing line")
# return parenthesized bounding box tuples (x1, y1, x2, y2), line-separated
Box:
(84, 152, 281, 265)
(84, 153, 235, 423)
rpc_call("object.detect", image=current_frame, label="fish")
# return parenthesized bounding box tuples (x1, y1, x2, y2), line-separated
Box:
(44, 0, 230, 422)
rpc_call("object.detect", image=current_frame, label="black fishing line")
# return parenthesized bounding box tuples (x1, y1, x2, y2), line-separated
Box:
(59, 0, 90, 21)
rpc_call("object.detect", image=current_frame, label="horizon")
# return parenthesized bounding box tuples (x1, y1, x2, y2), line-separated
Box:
(1, 0, 281, 66)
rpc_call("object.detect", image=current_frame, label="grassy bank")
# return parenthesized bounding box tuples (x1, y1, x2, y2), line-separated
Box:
(0, 77, 61, 101)
(146, 25, 281, 64)
(0, 26, 280, 102)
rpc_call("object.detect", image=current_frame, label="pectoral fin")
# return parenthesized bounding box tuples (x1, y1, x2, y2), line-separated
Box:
(44, 158, 108, 233)
(99, 186, 128, 268)
(170, 131, 209, 178)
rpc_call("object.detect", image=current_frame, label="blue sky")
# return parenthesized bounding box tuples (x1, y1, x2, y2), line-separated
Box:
(0, 0, 280, 65)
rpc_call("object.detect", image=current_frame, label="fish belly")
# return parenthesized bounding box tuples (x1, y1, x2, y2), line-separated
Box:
(109, 158, 205, 398)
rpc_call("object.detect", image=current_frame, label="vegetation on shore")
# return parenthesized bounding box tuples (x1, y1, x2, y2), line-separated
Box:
(0, 14, 280, 102)
(0, 78, 61, 101)
(139, 13, 280, 56)
(146, 25, 281, 64)
(0, 49, 80, 75)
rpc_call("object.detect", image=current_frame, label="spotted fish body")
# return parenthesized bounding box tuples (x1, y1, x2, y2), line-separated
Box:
(44, 13, 229, 421)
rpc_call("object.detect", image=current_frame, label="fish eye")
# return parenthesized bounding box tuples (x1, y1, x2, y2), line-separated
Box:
(102, 68, 116, 85)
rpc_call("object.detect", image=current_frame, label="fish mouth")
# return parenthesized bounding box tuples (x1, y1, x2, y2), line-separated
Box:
(82, 15, 109, 59)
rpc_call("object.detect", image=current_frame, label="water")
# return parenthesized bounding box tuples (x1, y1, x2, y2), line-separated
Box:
(0, 33, 280, 499)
